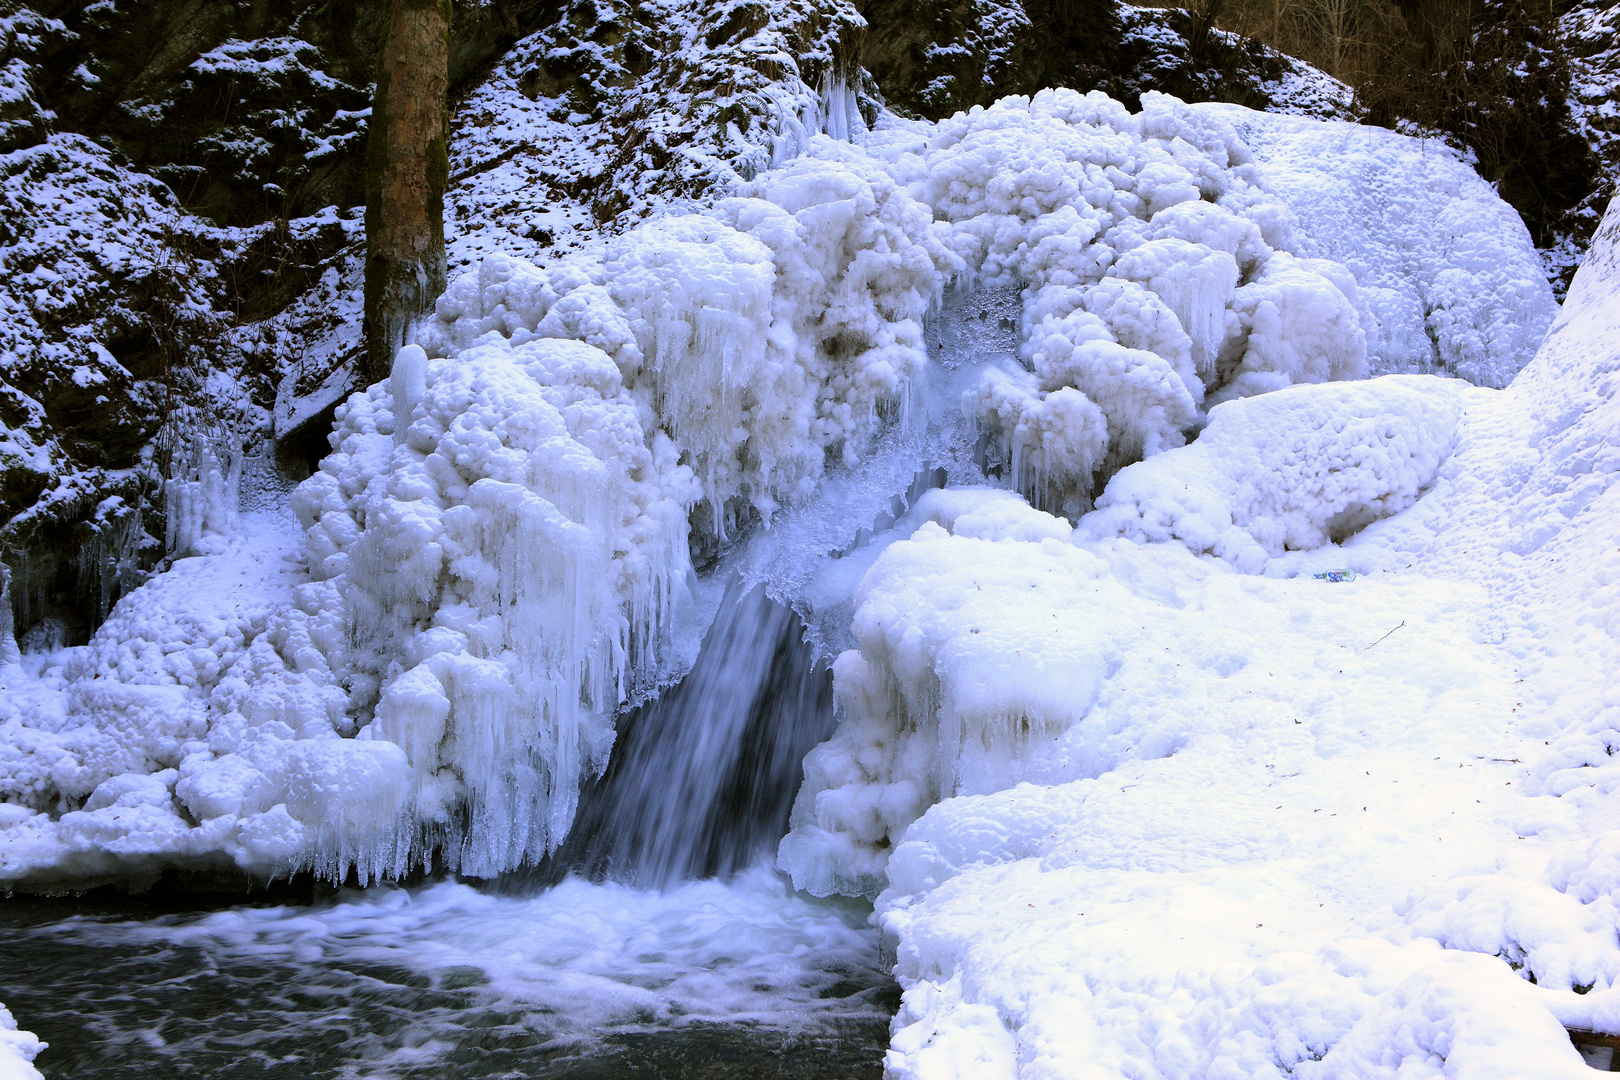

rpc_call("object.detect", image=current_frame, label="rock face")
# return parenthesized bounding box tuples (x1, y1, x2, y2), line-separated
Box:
(17, 1, 553, 225)
(855, 0, 1354, 121)
(512, 0, 872, 222)
(0, 1, 557, 644)
(1564, 0, 1620, 274)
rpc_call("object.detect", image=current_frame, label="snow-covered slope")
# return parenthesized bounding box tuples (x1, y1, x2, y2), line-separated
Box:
(776, 196, 1620, 1078)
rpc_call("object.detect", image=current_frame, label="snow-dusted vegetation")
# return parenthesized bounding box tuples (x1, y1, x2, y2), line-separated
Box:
(1, 0, 1617, 1075)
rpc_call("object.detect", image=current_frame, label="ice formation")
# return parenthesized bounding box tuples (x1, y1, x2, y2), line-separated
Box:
(1203, 104, 1558, 388)
(0, 86, 1556, 890)
(776, 197, 1620, 1078)
(910, 90, 1383, 516)
(294, 329, 698, 876)
(0, 516, 401, 885)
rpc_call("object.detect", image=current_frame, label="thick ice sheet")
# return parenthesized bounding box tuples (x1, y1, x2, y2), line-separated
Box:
(778, 199, 1620, 1077)
(1198, 104, 1557, 388)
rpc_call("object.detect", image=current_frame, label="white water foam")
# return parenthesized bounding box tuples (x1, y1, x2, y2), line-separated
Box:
(40, 866, 886, 1048)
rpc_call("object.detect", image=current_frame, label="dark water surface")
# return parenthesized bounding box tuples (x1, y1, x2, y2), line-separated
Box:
(1, 869, 895, 1079)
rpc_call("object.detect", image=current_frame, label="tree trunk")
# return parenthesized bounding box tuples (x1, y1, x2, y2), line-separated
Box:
(364, 0, 452, 385)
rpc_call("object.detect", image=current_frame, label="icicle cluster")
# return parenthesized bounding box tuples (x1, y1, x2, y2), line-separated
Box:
(284, 145, 951, 876)
(293, 337, 697, 875)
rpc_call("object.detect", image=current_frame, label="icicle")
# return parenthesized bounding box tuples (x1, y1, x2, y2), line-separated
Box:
(163, 426, 242, 557)
(1109, 239, 1238, 378)
(815, 71, 865, 143)
(390, 344, 429, 442)
(0, 564, 21, 681)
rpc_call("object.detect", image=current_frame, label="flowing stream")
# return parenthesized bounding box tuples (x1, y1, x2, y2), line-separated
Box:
(557, 583, 835, 888)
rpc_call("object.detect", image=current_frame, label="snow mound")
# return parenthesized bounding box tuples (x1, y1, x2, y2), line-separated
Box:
(1082, 376, 1466, 571)
(0, 517, 405, 886)
(0, 1003, 42, 1080)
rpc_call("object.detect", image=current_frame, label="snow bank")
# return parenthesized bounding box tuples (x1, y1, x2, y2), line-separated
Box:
(1198, 104, 1557, 388)
(0, 1004, 42, 1080)
(778, 197, 1620, 1077)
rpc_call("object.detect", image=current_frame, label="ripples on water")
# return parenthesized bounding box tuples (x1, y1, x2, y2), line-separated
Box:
(0, 866, 896, 1079)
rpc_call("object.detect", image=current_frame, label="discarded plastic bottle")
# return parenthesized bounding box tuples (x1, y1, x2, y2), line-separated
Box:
(1314, 569, 1357, 583)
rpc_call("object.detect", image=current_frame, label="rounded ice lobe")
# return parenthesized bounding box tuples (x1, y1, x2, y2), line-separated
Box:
(920, 88, 1382, 519)
(1082, 375, 1466, 570)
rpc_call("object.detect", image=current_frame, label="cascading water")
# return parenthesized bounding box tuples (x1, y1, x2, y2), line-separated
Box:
(559, 581, 833, 887)
(521, 281, 1007, 893)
